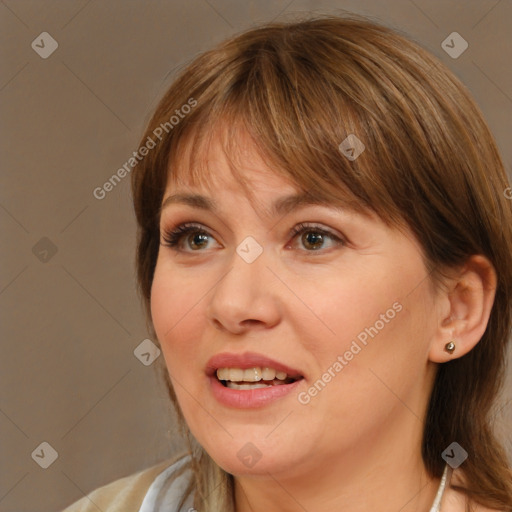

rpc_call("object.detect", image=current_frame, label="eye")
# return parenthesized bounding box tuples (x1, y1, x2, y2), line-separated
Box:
(287, 222, 346, 252)
(161, 222, 218, 251)
(160, 221, 346, 253)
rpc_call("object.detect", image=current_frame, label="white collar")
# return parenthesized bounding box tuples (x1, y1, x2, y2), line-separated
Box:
(430, 464, 453, 512)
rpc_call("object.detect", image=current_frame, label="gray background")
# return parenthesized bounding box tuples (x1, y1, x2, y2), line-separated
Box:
(1, 1, 511, 511)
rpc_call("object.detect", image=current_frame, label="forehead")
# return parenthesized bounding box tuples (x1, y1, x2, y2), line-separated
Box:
(164, 123, 307, 221)
(162, 117, 382, 223)
(167, 123, 294, 189)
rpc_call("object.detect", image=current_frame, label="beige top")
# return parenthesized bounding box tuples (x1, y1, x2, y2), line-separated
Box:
(60, 457, 186, 512)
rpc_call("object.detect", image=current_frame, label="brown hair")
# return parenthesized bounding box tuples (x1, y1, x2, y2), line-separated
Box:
(131, 14, 512, 511)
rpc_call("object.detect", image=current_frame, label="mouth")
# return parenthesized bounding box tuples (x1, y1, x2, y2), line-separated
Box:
(205, 352, 305, 408)
(215, 366, 302, 390)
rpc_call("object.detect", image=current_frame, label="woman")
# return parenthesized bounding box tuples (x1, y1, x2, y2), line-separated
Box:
(63, 14, 512, 512)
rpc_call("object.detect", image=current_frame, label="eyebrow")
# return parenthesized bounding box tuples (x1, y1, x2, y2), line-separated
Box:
(159, 192, 346, 218)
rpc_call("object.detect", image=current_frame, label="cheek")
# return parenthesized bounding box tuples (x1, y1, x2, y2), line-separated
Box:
(317, 276, 434, 417)
(305, 257, 431, 386)
(150, 272, 210, 435)
(150, 265, 204, 368)
(302, 271, 404, 357)
(150, 273, 176, 342)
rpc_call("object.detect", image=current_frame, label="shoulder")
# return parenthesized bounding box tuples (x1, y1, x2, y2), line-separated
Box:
(61, 453, 193, 512)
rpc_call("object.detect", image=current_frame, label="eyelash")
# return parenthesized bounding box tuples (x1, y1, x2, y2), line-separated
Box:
(161, 222, 346, 253)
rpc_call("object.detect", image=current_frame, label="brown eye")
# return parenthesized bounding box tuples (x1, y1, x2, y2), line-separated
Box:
(161, 221, 345, 254)
(301, 231, 326, 250)
(289, 223, 345, 252)
(162, 223, 216, 251)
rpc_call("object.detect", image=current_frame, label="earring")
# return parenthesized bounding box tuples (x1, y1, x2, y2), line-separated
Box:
(444, 341, 456, 354)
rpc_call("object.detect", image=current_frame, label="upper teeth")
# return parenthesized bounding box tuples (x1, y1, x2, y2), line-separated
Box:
(216, 367, 289, 382)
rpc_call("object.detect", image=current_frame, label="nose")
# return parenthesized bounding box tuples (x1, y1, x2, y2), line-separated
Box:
(205, 244, 282, 334)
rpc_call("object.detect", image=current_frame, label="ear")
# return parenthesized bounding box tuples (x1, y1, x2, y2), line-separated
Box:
(428, 255, 497, 363)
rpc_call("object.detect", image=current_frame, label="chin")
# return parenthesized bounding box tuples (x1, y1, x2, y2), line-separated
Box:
(199, 434, 302, 478)
(212, 451, 291, 477)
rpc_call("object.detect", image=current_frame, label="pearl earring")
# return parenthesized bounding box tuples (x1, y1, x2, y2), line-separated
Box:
(444, 341, 456, 354)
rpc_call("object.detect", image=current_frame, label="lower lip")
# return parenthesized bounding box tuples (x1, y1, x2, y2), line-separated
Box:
(209, 375, 303, 409)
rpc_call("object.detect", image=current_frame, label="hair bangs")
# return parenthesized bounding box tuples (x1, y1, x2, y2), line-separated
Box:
(164, 62, 405, 230)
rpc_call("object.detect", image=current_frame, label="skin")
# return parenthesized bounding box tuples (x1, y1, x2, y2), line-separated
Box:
(150, 129, 497, 512)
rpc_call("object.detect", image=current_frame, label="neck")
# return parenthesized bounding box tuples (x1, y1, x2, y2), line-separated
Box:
(233, 417, 441, 512)
(234, 458, 440, 512)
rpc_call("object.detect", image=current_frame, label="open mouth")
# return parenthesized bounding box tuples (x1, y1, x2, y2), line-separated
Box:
(216, 367, 303, 390)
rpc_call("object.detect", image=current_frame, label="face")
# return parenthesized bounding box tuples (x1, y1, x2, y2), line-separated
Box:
(151, 130, 439, 480)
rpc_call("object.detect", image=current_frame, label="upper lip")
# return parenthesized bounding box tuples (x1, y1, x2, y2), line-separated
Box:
(206, 352, 304, 379)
